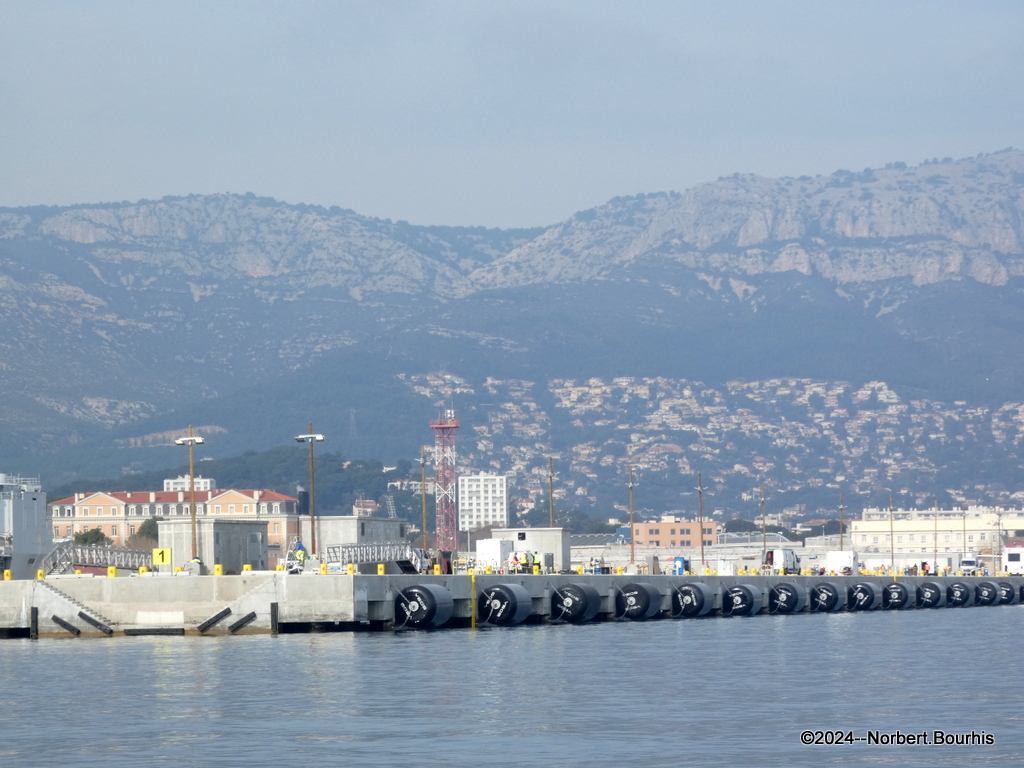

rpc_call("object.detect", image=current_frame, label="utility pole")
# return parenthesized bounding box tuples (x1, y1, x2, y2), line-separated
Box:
(548, 457, 555, 528)
(760, 483, 767, 570)
(838, 490, 845, 551)
(628, 465, 636, 564)
(995, 510, 1003, 576)
(889, 494, 895, 578)
(963, 511, 967, 568)
(697, 472, 706, 573)
(419, 445, 428, 551)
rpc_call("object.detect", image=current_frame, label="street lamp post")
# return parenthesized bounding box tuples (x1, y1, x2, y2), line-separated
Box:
(295, 423, 325, 559)
(174, 425, 205, 561)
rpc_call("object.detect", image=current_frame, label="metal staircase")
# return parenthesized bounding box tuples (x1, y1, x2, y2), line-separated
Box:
(41, 542, 152, 575)
(324, 541, 418, 567)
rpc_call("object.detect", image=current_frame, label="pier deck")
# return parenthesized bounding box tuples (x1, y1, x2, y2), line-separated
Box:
(1, 572, 1020, 638)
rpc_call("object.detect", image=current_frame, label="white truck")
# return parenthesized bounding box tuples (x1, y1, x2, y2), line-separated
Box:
(762, 548, 800, 574)
(825, 550, 859, 576)
(959, 555, 984, 576)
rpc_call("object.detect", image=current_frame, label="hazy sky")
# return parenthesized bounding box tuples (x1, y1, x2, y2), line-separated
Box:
(2, 2, 1022, 228)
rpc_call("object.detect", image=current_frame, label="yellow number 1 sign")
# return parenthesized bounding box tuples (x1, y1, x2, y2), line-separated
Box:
(152, 548, 171, 565)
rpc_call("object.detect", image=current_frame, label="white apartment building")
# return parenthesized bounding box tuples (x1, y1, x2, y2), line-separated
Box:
(850, 505, 1024, 558)
(163, 475, 217, 492)
(458, 473, 508, 531)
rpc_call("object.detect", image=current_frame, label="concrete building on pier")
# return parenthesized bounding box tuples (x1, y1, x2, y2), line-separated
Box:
(48, 481, 300, 563)
(0, 474, 51, 580)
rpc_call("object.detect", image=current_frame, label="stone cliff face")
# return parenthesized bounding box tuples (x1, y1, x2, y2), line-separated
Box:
(468, 149, 1024, 292)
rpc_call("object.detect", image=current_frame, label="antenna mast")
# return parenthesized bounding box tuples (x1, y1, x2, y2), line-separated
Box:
(430, 409, 460, 561)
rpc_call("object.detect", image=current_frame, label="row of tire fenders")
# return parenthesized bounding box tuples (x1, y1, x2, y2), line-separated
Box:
(393, 579, 1023, 629)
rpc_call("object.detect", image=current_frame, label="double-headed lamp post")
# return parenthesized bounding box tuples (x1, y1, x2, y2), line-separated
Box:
(295, 423, 325, 559)
(174, 425, 205, 561)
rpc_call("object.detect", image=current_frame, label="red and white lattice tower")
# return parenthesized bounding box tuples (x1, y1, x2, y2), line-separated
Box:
(430, 409, 460, 553)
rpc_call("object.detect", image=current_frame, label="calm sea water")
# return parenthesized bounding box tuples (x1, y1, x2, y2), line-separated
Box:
(2, 606, 1023, 767)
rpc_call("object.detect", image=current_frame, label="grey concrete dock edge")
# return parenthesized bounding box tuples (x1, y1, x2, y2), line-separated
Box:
(1, 573, 1022, 638)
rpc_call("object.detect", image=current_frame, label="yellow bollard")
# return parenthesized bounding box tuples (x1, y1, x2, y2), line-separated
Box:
(615, 566, 623, 575)
(485, 565, 493, 574)
(376, 563, 385, 575)
(276, 563, 285, 571)
(213, 564, 223, 576)
(470, 571, 477, 630)
(242, 564, 252, 572)
(107, 566, 117, 578)
(319, 563, 328, 575)
(532, 565, 540, 575)
(346, 563, 355, 575)
(433, 564, 441, 575)
(174, 566, 183, 572)
(576, 566, 583, 574)
(74, 569, 82, 575)
(2, 569, 10, 580)
(37, 569, 45, 580)
(138, 566, 148, 575)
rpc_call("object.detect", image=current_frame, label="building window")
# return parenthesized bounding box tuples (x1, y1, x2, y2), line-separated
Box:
(53, 527, 59, 537)
(273, 523, 280, 533)
(111, 526, 118, 536)
(66, 526, 72, 536)
(229, 505, 235, 514)
(129, 526, 136, 535)
(215, 506, 221, 515)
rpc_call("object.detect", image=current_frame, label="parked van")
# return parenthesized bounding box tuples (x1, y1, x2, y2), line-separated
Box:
(762, 548, 800, 574)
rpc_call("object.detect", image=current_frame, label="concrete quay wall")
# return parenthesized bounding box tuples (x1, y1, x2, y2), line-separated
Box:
(1, 573, 1021, 639)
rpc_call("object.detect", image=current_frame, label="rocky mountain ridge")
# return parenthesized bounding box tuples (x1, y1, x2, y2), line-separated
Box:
(3, 149, 1024, 511)
(471, 149, 1024, 291)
